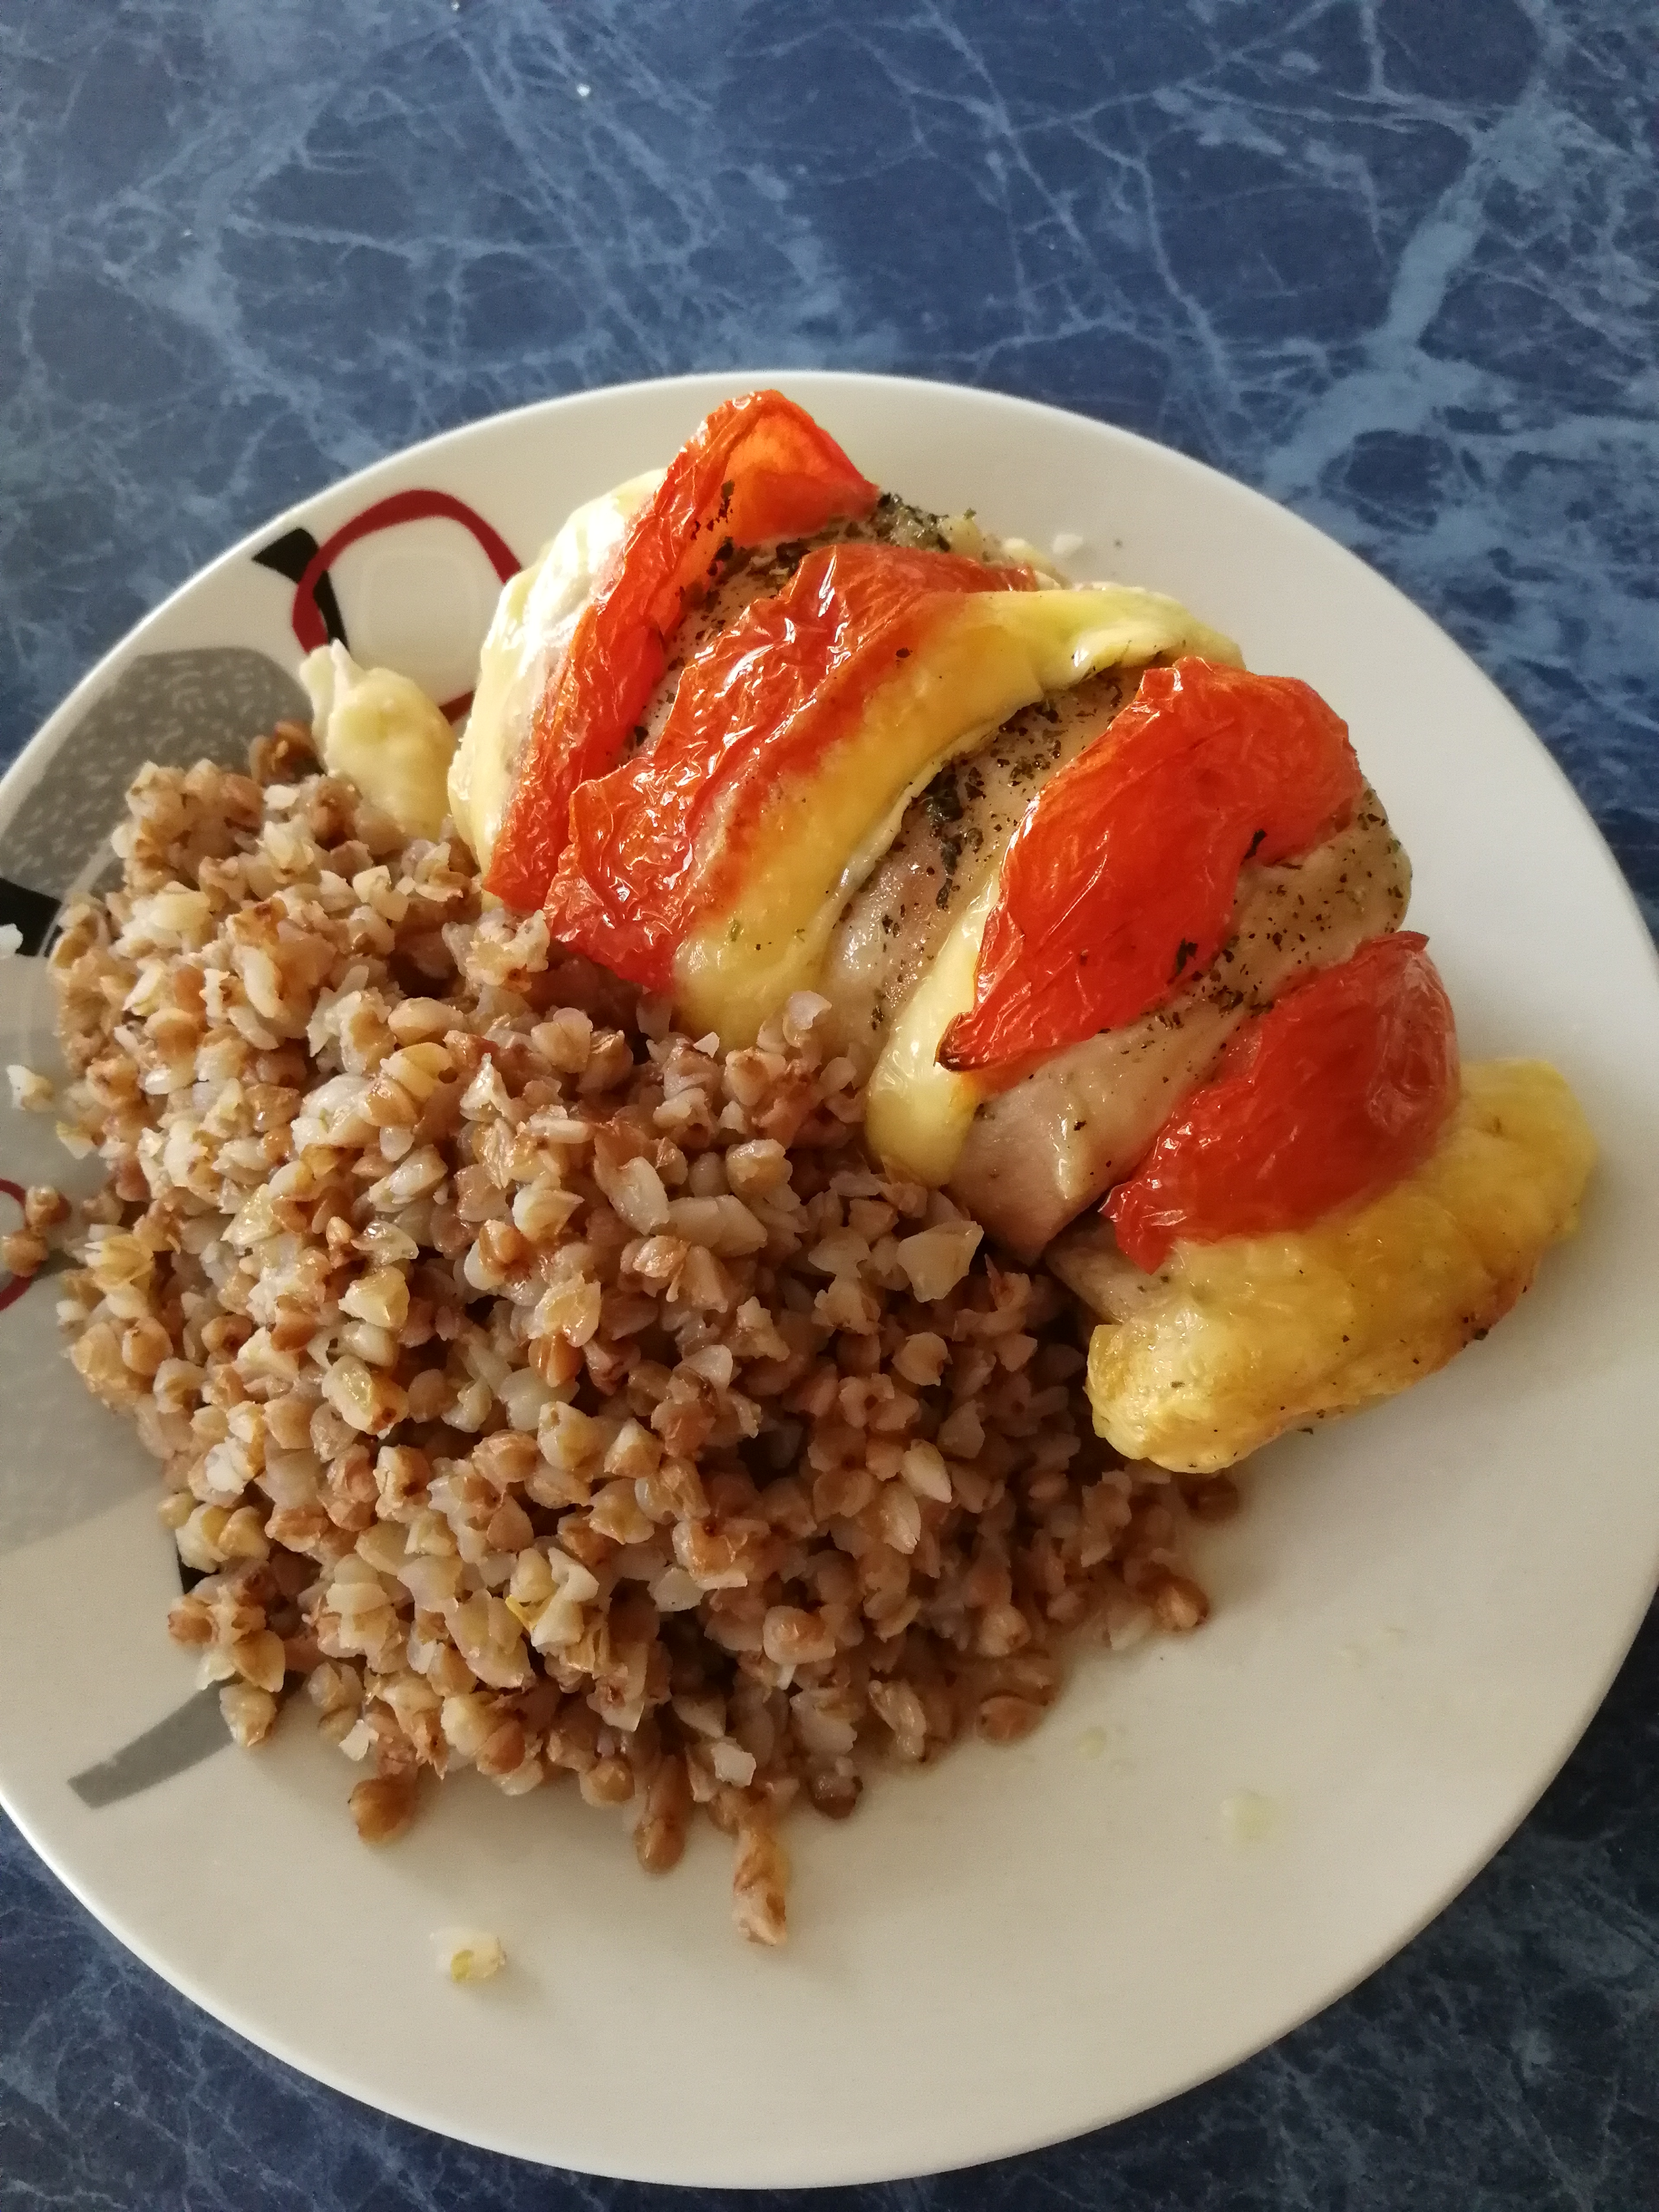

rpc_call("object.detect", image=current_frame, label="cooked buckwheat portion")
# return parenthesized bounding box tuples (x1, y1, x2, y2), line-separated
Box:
(48, 725, 1218, 1943)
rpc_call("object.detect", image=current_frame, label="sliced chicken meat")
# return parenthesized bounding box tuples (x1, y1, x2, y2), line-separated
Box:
(952, 794, 1410, 1255)
(823, 689, 1411, 1259)
(497, 469, 1411, 1266)
(819, 670, 1139, 1055)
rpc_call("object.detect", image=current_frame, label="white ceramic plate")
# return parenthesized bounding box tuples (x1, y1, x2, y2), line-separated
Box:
(0, 373, 1654, 2188)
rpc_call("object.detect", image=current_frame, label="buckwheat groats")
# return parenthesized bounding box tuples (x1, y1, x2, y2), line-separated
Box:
(44, 728, 1217, 1944)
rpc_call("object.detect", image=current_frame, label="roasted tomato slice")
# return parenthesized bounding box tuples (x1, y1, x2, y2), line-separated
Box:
(543, 541, 1030, 998)
(484, 389, 877, 912)
(938, 658, 1365, 1071)
(1106, 931, 1459, 1269)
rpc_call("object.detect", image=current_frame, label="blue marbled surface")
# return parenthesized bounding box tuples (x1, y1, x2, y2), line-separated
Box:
(1, 1, 1655, 2205)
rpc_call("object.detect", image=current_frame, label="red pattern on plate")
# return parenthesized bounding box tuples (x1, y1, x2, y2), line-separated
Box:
(0, 1177, 30, 1313)
(286, 490, 521, 721)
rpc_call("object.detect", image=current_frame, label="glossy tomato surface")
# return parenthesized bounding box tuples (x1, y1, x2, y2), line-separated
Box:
(486, 388, 875, 912)
(941, 658, 1364, 1069)
(545, 542, 1027, 988)
(1106, 930, 1460, 1269)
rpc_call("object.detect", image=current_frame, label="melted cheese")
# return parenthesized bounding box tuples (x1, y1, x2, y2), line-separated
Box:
(1081, 1059, 1595, 1471)
(302, 643, 454, 841)
(674, 585, 1239, 1046)
(447, 469, 664, 868)
(864, 874, 997, 1183)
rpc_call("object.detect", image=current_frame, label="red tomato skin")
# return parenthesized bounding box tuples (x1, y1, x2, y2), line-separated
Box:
(484, 390, 877, 913)
(938, 659, 1365, 1071)
(544, 543, 1031, 992)
(1106, 931, 1459, 1270)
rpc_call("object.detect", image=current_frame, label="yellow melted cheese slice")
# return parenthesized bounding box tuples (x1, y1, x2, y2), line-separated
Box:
(1082, 1058, 1595, 1472)
(302, 643, 455, 842)
(864, 874, 998, 1184)
(672, 584, 1240, 1047)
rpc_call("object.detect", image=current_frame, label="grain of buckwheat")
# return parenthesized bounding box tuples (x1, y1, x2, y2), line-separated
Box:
(48, 723, 1215, 1944)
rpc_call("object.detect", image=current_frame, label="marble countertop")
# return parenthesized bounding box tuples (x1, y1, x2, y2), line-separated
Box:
(2, 2, 1654, 2206)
